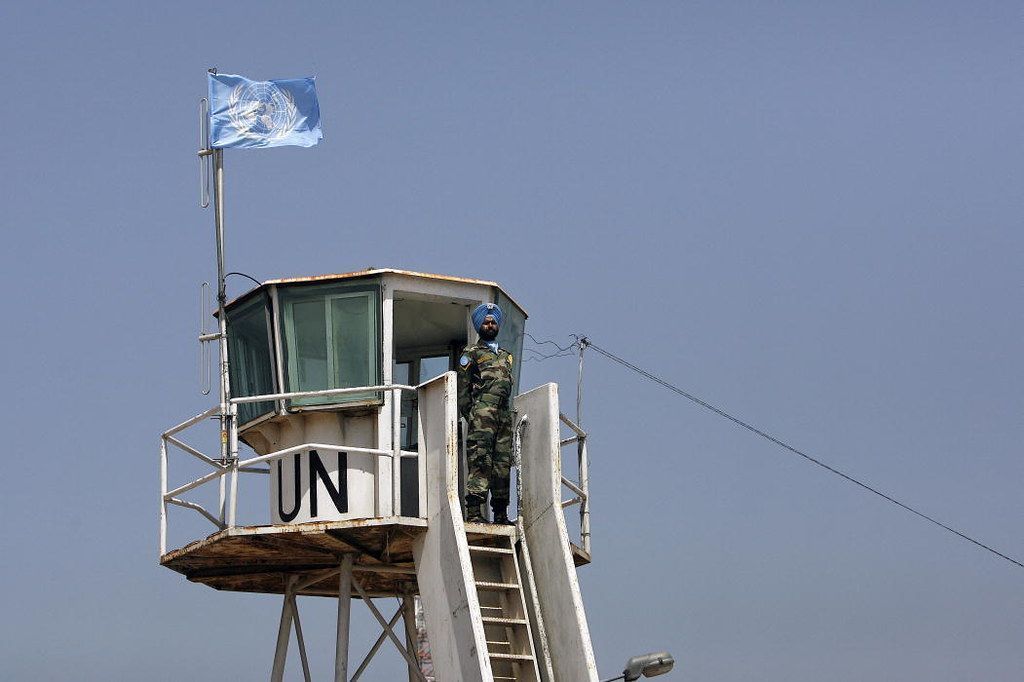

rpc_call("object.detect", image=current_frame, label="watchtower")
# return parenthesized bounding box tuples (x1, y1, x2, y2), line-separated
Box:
(160, 268, 597, 681)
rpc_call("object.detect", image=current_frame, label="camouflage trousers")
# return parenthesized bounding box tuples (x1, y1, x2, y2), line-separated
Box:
(465, 403, 512, 506)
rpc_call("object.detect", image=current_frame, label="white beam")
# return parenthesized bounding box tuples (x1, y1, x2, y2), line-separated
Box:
(335, 555, 355, 682)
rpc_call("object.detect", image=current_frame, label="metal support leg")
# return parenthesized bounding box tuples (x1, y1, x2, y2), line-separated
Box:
(402, 595, 420, 682)
(335, 554, 355, 682)
(271, 578, 295, 682)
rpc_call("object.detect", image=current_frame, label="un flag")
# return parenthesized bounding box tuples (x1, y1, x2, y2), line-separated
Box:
(208, 73, 322, 149)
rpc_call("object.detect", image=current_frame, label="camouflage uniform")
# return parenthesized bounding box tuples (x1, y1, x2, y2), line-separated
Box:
(458, 341, 515, 511)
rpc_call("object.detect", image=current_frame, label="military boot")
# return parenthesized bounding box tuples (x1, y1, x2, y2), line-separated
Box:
(465, 495, 486, 523)
(491, 504, 512, 525)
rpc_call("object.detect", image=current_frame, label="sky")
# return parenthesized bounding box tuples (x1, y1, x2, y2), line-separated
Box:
(1, 2, 1022, 680)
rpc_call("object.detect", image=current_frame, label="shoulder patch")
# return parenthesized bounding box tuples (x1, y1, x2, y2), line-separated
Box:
(459, 354, 471, 368)
(507, 354, 514, 366)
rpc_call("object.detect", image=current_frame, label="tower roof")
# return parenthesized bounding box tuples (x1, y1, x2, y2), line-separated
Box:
(225, 267, 527, 316)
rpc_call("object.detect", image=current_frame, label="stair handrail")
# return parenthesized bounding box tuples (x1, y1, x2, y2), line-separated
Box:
(558, 412, 591, 556)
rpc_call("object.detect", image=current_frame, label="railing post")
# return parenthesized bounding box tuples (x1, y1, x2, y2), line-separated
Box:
(218, 464, 227, 526)
(228, 402, 239, 528)
(579, 436, 590, 555)
(159, 437, 168, 556)
(392, 386, 402, 517)
(228, 465, 238, 529)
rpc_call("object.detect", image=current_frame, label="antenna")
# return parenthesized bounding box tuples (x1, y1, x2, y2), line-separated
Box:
(198, 97, 211, 208)
(198, 281, 212, 395)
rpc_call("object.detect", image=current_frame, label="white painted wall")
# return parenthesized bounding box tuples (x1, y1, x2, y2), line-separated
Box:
(516, 383, 600, 682)
(412, 372, 492, 682)
(256, 411, 380, 523)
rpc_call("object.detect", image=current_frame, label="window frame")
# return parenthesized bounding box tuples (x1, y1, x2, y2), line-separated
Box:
(278, 281, 383, 410)
(494, 289, 526, 394)
(226, 290, 278, 428)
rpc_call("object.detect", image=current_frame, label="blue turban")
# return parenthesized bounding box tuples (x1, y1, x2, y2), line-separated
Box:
(472, 302, 503, 332)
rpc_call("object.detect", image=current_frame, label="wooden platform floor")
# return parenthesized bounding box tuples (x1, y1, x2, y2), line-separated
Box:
(161, 517, 589, 597)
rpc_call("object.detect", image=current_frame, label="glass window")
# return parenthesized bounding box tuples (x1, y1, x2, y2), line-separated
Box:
(292, 299, 328, 391)
(332, 296, 372, 388)
(418, 355, 450, 383)
(226, 294, 276, 425)
(392, 361, 411, 386)
(394, 361, 414, 449)
(495, 291, 526, 393)
(280, 281, 382, 407)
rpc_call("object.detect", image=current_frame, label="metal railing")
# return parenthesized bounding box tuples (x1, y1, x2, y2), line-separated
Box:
(159, 383, 417, 556)
(160, 383, 591, 558)
(558, 412, 591, 556)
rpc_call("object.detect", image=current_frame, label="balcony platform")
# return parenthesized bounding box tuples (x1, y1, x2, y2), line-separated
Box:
(161, 517, 591, 597)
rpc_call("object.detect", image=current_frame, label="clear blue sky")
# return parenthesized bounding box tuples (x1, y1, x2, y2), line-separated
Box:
(1, 2, 1021, 680)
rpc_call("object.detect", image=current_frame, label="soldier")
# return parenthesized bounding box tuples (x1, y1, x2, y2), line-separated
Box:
(458, 302, 515, 524)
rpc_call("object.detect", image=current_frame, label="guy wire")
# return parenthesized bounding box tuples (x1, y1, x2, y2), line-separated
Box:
(580, 338, 1023, 571)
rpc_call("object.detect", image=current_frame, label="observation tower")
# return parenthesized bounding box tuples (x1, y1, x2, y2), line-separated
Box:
(159, 268, 598, 681)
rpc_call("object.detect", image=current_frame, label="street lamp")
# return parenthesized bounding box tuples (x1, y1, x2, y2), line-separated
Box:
(602, 651, 675, 682)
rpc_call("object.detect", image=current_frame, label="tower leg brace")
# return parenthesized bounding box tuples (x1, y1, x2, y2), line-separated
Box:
(271, 576, 310, 682)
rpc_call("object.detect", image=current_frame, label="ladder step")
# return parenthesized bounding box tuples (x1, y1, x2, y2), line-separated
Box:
(475, 580, 520, 590)
(489, 652, 535, 661)
(482, 616, 529, 626)
(469, 544, 515, 555)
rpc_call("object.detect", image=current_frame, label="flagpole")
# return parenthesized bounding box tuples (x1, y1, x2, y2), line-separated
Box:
(201, 67, 322, 472)
(212, 146, 233, 466)
(200, 68, 234, 469)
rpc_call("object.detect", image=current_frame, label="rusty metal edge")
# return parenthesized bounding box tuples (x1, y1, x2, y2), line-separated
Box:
(221, 268, 529, 319)
(160, 517, 429, 564)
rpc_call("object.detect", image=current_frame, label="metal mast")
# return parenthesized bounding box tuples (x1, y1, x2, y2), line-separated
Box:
(212, 146, 233, 462)
(199, 67, 237, 507)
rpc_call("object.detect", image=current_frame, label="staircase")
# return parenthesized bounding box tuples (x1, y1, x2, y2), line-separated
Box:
(413, 376, 598, 682)
(467, 529, 543, 681)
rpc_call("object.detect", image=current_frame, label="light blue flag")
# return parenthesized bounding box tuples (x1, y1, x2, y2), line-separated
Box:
(208, 73, 322, 149)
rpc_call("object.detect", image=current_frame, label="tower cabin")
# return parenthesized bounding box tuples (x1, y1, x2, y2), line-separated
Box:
(160, 269, 597, 681)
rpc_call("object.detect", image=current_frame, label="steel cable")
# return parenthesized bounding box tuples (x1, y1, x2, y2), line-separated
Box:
(580, 338, 1023, 571)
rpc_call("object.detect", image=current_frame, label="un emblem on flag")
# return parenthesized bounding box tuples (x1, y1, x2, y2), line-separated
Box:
(227, 81, 300, 142)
